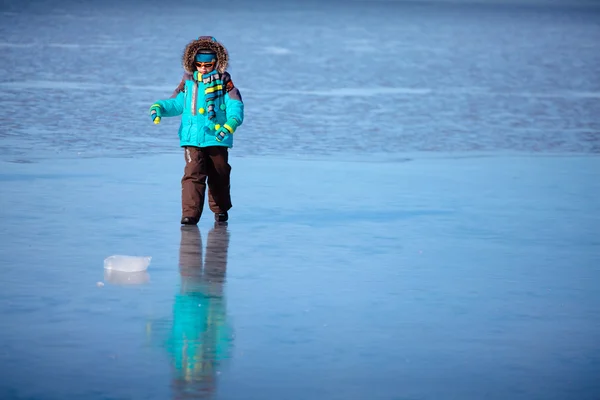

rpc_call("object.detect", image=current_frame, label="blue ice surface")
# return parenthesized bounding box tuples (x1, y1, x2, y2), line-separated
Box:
(0, 152, 599, 400)
(1, 0, 600, 398)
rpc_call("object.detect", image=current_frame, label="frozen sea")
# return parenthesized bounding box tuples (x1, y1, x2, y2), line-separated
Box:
(1, 0, 600, 399)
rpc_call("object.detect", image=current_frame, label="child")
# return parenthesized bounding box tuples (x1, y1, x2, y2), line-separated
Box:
(150, 36, 244, 225)
(169, 36, 241, 219)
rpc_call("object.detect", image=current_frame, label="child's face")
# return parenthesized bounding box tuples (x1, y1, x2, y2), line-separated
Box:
(196, 62, 215, 74)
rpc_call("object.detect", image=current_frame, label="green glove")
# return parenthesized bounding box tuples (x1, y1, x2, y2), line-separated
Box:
(215, 118, 240, 142)
(149, 104, 162, 124)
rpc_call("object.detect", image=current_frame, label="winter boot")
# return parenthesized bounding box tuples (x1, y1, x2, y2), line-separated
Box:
(181, 216, 199, 225)
(214, 212, 228, 222)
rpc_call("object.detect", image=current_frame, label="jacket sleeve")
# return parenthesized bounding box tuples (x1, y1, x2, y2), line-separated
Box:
(155, 91, 185, 117)
(225, 87, 244, 126)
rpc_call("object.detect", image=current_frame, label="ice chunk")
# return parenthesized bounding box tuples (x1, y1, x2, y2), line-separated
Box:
(104, 269, 150, 286)
(103, 255, 151, 272)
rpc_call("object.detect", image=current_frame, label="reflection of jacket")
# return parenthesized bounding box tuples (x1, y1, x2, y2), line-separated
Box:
(153, 37, 244, 149)
(167, 226, 233, 389)
(169, 293, 230, 377)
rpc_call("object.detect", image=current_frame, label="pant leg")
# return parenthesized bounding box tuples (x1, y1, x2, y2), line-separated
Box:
(207, 188, 217, 213)
(205, 146, 232, 214)
(181, 146, 207, 219)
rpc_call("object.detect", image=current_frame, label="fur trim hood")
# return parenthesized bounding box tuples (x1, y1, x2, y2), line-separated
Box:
(182, 36, 229, 74)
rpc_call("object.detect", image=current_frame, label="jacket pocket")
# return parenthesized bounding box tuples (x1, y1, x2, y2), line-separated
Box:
(180, 116, 192, 142)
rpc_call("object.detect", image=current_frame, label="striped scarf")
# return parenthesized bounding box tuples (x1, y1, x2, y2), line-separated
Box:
(193, 70, 224, 120)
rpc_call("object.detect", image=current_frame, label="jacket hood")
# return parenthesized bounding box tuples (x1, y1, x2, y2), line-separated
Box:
(182, 36, 229, 74)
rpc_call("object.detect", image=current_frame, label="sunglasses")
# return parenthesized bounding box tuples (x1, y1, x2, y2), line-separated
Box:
(195, 62, 215, 69)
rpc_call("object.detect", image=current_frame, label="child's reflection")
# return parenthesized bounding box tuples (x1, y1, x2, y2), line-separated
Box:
(168, 224, 233, 399)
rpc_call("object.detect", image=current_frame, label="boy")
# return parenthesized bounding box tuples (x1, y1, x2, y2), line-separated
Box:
(150, 36, 244, 225)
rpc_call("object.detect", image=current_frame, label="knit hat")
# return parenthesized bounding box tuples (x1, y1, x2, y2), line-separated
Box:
(195, 50, 217, 63)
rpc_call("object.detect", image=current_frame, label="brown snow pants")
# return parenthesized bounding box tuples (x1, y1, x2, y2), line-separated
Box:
(181, 146, 232, 219)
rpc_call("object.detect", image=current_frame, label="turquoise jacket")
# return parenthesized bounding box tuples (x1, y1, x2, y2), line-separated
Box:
(153, 77, 244, 148)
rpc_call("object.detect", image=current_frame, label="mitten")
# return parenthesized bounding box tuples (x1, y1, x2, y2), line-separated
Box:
(149, 104, 162, 124)
(215, 118, 240, 142)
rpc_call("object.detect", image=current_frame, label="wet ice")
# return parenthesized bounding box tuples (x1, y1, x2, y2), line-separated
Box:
(1, 0, 600, 399)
